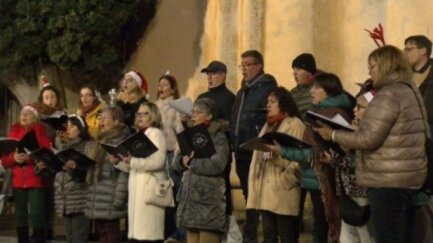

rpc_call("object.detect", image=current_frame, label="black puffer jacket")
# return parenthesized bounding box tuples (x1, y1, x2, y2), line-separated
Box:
(230, 73, 277, 161)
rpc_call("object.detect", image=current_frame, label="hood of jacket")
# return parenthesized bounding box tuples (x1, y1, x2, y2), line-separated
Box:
(316, 93, 353, 110)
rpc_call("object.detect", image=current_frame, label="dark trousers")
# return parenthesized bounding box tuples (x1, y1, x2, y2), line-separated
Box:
(64, 214, 90, 243)
(368, 188, 416, 243)
(165, 151, 185, 240)
(309, 189, 328, 243)
(294, 188, 307, 242)
(95, 219, 122, 243)
(13, 188, 46, 228)
(261, 210, 296, 243)
(235, 158, 259, 242)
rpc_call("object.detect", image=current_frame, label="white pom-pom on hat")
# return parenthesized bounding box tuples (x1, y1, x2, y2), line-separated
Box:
(22, 104, 39, 117)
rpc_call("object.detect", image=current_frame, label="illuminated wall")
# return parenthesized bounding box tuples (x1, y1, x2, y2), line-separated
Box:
(128, 0, 433, 100)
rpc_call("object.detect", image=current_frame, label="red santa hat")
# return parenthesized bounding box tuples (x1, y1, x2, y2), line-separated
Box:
(22, 104, 39, 117)
(126, 71, 148, 94)
(40, 75, 51, 88)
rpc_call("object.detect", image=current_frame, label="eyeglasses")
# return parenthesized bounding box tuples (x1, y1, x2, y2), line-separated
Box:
(238, 63, 258, 70)
(135, 111, 150, 117)
(404, 46, 418, 52)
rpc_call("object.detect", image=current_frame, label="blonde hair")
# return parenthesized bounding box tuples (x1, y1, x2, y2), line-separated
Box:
(139, 102, 163, 129)
(368, 45, 412, 89)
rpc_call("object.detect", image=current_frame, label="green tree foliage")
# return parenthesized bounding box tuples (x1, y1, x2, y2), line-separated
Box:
(0, 0, 155, 88)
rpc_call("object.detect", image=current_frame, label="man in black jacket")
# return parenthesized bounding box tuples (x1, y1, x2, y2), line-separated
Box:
(198, 60, 235, 122)
(404, 35, 433, 132)
(230, 50, 277, 243)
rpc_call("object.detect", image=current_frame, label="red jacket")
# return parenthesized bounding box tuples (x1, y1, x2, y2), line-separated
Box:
(1, 123, 52, 189)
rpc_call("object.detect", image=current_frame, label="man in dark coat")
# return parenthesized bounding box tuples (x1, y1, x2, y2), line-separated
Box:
(230, 50, 277, 243)
(404, 35, 433, 132)
(198, 60, 235, 216)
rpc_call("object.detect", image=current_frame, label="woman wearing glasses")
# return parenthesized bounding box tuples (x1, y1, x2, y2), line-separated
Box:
(172, 98, 230, 243)
(85, 106, 130, 243)
(116, 102, 168, 242)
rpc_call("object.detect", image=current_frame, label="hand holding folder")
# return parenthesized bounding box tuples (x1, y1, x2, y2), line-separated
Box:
(99, 132, 158, 159)
(174, 124, 216, 159)
(240, 132, 311, 152)
(0, 130, 39, 156)
(305, 110, 354, 131)
(29, 147, 95, 173)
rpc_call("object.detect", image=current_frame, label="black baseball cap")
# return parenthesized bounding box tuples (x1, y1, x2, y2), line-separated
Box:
(201, 61, 227, 73)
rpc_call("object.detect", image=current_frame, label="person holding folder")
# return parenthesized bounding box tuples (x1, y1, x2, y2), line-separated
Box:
(172, 98, 230, 243)
(268, 73, 354, 243)
(1, 105, 51, 243)
(114, 102, 167, 242)
(246, 87, 305, 243)
(53, 115, 94, 243)
(85, 106, 130, 243)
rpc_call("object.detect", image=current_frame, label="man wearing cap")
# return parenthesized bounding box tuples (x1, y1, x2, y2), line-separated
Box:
(231, 50, 277, 243)
(198, 61, 235, 121)
(291, 53, 317, 119)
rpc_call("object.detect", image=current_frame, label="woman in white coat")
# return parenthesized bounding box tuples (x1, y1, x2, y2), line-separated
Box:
(117, 101, 167, 242)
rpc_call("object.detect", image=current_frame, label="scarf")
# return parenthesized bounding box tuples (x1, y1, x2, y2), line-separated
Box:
(266, 112, 287, 126)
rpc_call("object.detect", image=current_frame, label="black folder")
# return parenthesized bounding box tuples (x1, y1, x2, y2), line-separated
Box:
(175, 124, 216, 158)
(99, 132, 158, 159)
(305, 110, 354, 131)
(0, 130, 39, 156)
(57, 148, 95, 168)
(240, 132, 311, 152)
(41, 115, 68, 131)
(28, 147, 64, 173)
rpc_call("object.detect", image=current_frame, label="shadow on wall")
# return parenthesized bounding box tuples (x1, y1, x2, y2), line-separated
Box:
(126, 0, 208, 101)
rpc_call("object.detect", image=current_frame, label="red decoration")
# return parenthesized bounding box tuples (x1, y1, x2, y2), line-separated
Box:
(365, 23, 386, 47)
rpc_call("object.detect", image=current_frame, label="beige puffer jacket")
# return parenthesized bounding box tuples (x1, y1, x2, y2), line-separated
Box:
(335, 75, 428, 189)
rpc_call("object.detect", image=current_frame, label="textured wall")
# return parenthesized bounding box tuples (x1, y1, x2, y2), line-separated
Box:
(129, 0, 433, 98)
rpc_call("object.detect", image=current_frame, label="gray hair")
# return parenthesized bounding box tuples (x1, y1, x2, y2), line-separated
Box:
(194, 98, 217, 121)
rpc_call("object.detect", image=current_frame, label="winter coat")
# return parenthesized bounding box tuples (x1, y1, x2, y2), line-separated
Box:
(198, 83, 235, 122)
(335, 76, 428, 189)
(77, 102, 105, 139)
(280, 93, 353, 243)
(231, 73, 278, 161)
(290, 83, 314, 120)
(415, 58, 433, 132)
(1, 123, 51, 189)
(156, 96, 182, 152)
(120, 127, 167, 240)
(54, 138, 94, 216)
(247, 116, 305, 216)
(173, 120, 230, 232)
(85, 123, 129, 220)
